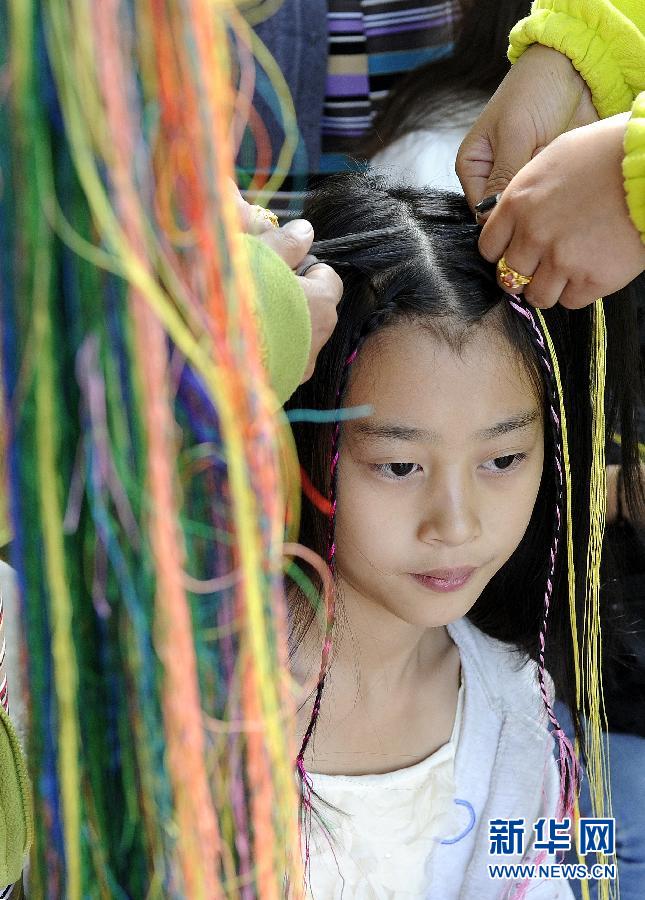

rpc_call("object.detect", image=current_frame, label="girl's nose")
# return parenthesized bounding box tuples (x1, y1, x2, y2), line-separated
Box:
(416, 477, 481, 548)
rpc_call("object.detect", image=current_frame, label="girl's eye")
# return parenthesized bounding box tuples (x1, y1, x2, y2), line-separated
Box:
(372, 462, 421, 479)
(482, 453, 527, 473)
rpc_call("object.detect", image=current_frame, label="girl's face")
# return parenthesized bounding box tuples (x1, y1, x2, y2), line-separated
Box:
(334, 317, 545, 628)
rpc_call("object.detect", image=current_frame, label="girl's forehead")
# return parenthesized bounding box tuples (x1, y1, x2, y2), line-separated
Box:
(345, 320, 542, 430)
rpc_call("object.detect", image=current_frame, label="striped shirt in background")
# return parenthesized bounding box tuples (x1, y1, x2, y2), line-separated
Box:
(321, 0, 460, 172)
(0, 591, 8, 716)
(245, 0, 461, 219)
(0, 591, 12, 899)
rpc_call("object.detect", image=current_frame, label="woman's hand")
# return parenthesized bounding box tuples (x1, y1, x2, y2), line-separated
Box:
(477, 114, 645, 309)
(231, 184, 343, 382)
(258, 222, 343, 383)
(456, 45, 598, 211)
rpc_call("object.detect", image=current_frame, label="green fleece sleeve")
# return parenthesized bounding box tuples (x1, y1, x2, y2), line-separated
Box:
(509, 1, 645, 118)
(624, 91, 645, 243)
(243, 235, 312, 406)
(0, 704, 32, 886)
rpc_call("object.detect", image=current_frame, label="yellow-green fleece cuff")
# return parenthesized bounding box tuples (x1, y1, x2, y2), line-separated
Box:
(243, 235, 312, 406)
(0, 704, 32, 886)
(623, 92, 645, 244)
(509, 1, 645, 119)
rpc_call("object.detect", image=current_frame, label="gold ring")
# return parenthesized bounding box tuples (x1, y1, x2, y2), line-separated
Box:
(496, 256, 533, 292)
(262, 209, 279, 229)
(249, 205, 279, 233)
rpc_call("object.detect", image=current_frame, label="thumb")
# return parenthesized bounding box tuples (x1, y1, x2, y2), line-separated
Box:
(481, 160, 523, 203)
(259, 219, 314, 270)
(227, 178, 253, 231)
(456, 131, 494, 213)
(478, 125, 535, 209)
(458, 121, 534, 214)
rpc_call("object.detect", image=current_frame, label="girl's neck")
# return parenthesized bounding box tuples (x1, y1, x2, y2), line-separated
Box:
(292, 575, 454, 693)
(292, 577, 461, 776)
(330, 575, 455, 690)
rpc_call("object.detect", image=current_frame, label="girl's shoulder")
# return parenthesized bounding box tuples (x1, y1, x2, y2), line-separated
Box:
(447, 616, 552, 722)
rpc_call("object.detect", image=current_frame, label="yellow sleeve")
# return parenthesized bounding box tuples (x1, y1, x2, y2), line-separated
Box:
(508, 1, 645, 118)
(624, 91, 645, 244)
(243, 235, 312, 406)
(0, 705, 32, 887)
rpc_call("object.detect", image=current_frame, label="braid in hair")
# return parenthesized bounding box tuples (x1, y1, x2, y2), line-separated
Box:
(295, 299, 399, 858)
(507, 296, 581, 819)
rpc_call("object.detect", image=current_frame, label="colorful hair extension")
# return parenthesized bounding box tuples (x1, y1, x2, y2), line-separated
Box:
(507, 298, 581, 820)
(514, 299, 614, 900)
(294, 348, 354, 865)
(2, 1, 305, 897)
(579, 302, 615, 900)
(295, 310, 388, 784)
(294, 304, 403, 873)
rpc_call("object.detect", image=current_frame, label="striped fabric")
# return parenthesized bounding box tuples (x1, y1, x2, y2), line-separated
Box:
(0, 591, 8, 715)
(0, 591, 12, 900)
(245, 1, 461, 218)
(320, 0, 461, 172)
(0, 593, 14, 900)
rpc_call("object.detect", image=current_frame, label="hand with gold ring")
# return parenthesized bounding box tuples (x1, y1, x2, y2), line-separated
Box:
(496, 257, 533, 295)
(478, 114, 645, 309)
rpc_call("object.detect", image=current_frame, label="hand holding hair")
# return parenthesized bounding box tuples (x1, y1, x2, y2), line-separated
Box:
(230, 179, 343, 385)
(258, 221, 343, 384)
(295, 259, 343, 384)
(456, 45, 597, 214)
(478, 113, 645, 309)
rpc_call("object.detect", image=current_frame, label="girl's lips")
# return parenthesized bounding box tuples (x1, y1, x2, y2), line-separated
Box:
(410, 567, 477, 593)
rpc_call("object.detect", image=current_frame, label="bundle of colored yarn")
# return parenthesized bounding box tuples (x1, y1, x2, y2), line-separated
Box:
(535, 304, 614, 900)
(0, 1, 303, 896)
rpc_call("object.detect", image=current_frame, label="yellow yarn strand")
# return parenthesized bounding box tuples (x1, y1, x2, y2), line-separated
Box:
(42, 1, 301, 888)
(536, 310, 589, 899)
(536, 310, 579, 700)
(34, 221, 82, 900)
(11, 2, 82, 894)
(585, 301, 615, 900)
(538, 302, 615, 900)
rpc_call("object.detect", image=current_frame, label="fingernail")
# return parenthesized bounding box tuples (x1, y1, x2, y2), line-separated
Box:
(283, 218, 314, 238)
(474, 193, 502, 213)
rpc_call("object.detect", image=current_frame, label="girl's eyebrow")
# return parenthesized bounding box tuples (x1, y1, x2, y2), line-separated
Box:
(350, 410, 540, 443)
(475, 410, 540, 441)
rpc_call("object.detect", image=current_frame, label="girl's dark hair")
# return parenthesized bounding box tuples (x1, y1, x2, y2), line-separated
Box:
(361, 0, 531, 158)
(286, 171, 643, 759)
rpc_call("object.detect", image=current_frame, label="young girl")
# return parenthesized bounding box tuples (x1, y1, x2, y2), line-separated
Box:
(285, 173, 642, 898)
